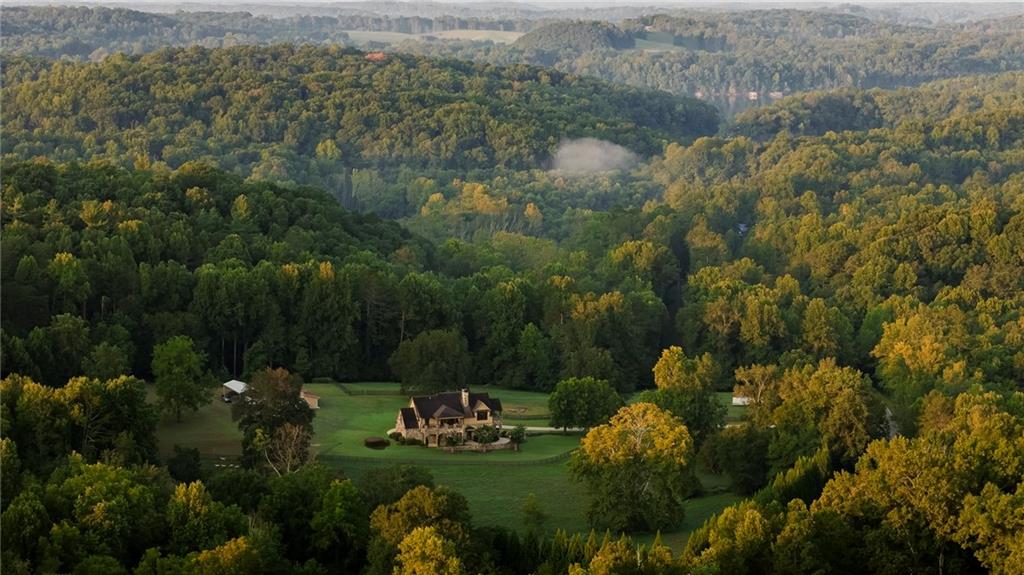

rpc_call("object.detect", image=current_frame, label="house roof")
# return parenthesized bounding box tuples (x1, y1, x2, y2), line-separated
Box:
(410, 390, 503, 421)
(477, 395, 502, 412)
(433, 405, 463, 419)
(400, 407, 419, 429)
(223, 380, 248, 394)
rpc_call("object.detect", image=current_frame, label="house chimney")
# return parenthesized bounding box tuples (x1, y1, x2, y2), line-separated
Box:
(461, 388, 470, 409)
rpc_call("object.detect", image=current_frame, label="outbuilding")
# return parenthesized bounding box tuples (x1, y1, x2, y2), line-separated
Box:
(301, 389, 321, 410)
(222, 379, 249, 402)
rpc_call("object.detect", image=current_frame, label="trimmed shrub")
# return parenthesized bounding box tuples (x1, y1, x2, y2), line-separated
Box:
(364, 436, 390, 450)
(509, 425, 527, 445)
(475, 425, 499, 444)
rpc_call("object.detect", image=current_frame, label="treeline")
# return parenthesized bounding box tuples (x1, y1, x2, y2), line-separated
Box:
(1, 44, 718, 200)
(0, 6, 541, 61)
(730, 72, 1024, 140)
(0, 6, 354, 60)
(0, 159, 677, 393)
(397, 9, 1024, 116)
(8, 7, 1024, 119)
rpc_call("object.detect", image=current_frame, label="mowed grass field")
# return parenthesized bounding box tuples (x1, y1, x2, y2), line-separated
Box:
(153, 387, 242, 459)
(311, 383, 578, 462)
(154, 381, 741, 549)
(343, 29, 523, 46)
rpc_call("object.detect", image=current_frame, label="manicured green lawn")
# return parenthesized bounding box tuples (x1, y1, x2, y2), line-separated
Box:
(309, 383, 577, 462)
(339, 458, 589, 534)
(154, 383, 567, 462)
(337, 381, 402, 394)
(155, 382, 740, 552)
(716, 391, 748, 422)
(333, 382, 554, 424)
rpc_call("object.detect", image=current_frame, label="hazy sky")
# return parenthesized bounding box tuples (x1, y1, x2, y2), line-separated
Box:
(16, 0, 1024, 4)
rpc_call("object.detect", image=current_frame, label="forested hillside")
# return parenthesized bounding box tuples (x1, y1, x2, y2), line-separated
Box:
(0, 6, 354, 59)
(512, 21, 634, 62)
(1, 44, 718, 205)
(4, 69, 1022, 404)
(401, 9, 1024, 116)
(8, 7, 1024, 119)
(730, 72, 1024, 139)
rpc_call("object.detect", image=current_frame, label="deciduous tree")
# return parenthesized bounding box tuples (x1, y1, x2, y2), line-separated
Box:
(570, 402, 695, 531)
(152, 335, 209, 422)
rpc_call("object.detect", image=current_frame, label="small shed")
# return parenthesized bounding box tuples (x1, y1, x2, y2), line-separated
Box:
(301, 389, 321, 410)
(222, 379, 249, 398)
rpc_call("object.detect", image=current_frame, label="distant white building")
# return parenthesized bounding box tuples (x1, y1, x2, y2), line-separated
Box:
(732, 392, 753, 406)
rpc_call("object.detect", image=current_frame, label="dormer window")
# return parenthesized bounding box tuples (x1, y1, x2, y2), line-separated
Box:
(476, 410, 488, 421)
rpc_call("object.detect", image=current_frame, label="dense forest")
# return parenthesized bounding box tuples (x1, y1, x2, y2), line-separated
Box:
(0, 5, 538, 60)
(2, 6, 1024, 575)
(401, 10, 1024, 115)
(2, 44, 717, 214)
(1, 6, 355, 59)
(8, 7, 1024, 118)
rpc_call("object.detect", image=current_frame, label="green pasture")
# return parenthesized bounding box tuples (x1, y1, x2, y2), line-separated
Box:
(342, 29, 522, 47)
(633, 32, 687, 52)
(153, 387, 242, 459)
(338, 457, 588, 534)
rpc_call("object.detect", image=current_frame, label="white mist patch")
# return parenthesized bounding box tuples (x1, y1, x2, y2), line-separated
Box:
(550, 138, 638, 174)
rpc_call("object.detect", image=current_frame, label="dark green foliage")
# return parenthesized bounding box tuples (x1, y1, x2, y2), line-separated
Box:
(473, 425, 499, 444)
(2, 11, 1024, 572)
(699, 425, 771, 495)
(639, 386, 725, 447)
(405, 10, 1024, 118)
(204, 468, 270, 513)
(152, 335, 209, 422)
(356, 464, 435, 513)
(258, 465, 336, 562)
(1, 44, 717, 184)
(166, 445, 203, 484)
(508, 425, 527, 445)
(0, 6, 354, 59)
(388, 329, 471, 395)
(548, 377, 623, 431)
(232, 368, 314, 468)
(733, 73, 1024, 139)
(364, 437, 390, 450)
(513, 21, 634, 59)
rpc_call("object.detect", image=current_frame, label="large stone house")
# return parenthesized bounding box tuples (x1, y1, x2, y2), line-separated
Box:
(394, 389, 503, 447)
